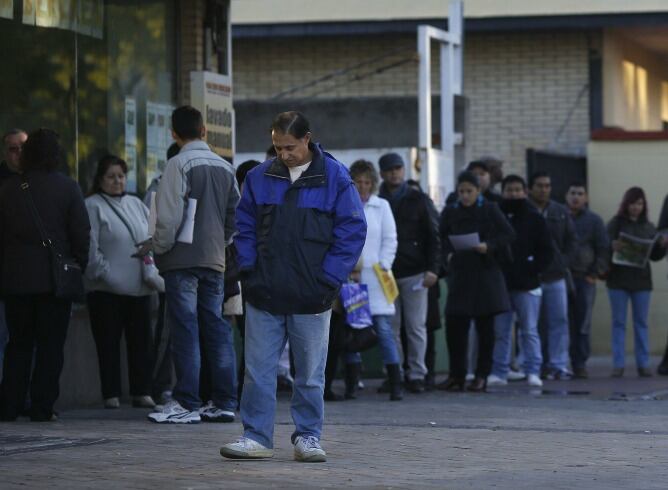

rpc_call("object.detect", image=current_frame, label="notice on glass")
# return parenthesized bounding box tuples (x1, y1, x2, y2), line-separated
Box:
(177, 198, 197, 244)
(612, 232, 656, 268)
(448, 232, 481, 251)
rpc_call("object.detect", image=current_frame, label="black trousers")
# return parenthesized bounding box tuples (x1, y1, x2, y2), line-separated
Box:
(446, 315, 495, 379)
(0, 294, 71, 420)
(87, 292, 153, 399)
(151, 293, 173, 398)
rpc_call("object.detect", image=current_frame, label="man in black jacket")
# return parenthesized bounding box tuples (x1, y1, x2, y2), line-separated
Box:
(529, 171, 577, 380)
(565, 182, 608, 379)
(656, 194, 668, 375)
(378, 153, 440, 393)
(488, 175, 552, 387)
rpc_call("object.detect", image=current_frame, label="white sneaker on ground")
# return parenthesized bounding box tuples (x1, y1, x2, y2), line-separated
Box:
(527, 374, 543, 387)
(465, 373, 475, 382)
(507, 370, 527, 381)
(104, 397, 120, 409)
(294, 435, 327, 463)
(220, 437, 274, 459)
(147, 400, 200, 424)
(487, 374, 508, 386)
(199, 401, 235, 423)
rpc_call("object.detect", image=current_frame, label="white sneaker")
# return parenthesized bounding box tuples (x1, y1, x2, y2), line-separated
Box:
(104, 397, 120, 409)
(199, 401, 235, 423)
(220, 437, 274, 459)
(487, 374, 508, 386)
(294, 435, 327, 463)
(527, 374, 543, 387)
(147, 400, 200, 424)
(465, 373, 475, 382)
(507, 370, 527, 381)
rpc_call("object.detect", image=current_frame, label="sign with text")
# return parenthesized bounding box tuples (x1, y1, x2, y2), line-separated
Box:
(190, 71, 234, 160)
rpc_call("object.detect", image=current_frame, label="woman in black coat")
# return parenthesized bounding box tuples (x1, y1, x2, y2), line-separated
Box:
(438, 171, 515, 392)
(0, 129, 90, 421)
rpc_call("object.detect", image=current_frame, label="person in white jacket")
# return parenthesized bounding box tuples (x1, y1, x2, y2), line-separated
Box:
(345, 160, 403, 401)
(85, 155, 158, 410)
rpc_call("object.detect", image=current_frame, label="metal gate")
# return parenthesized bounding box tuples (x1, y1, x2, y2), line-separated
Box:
(526, 148, 587, 204)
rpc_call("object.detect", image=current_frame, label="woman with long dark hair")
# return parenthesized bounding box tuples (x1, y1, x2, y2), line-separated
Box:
(439, 171, 515, 392)
(0, 128, 90, 421)
(607, 187, 666, 377)
(85, 155, 159, 408)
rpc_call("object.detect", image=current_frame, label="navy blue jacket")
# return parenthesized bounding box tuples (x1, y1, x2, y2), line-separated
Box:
(235, 143, 367, 314)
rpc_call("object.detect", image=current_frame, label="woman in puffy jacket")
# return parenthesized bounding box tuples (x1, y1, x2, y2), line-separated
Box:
(85, 155, 160, 409)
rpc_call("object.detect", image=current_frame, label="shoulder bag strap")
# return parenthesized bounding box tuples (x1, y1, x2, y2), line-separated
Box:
(20, 177, 53, 249)
(99, 194, 138, 244)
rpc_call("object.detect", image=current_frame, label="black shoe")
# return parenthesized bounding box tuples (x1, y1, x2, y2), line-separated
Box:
(436, 377, 465, 392)
(466, 377, 487, 393)
(324, 389, 344, 402)
(638, 367, 653, 378)
(658, 363, 668, 376)
(572, 367, 588, 379)
(386, 364, 403, 401)
(344, 363, 361, 400)
(406, 379, 425, 394)
(424, 373, 436, 391)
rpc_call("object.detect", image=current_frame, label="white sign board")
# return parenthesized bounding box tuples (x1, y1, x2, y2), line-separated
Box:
(190, 71, 234, 160)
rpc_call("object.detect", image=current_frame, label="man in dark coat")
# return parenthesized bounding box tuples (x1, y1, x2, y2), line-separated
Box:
(565, 182, 609, 379)
(488, 175, 552, 387)
(657, 195, 668, 375)
(529, 171, 576, 380)
(378, 153, 440, 393)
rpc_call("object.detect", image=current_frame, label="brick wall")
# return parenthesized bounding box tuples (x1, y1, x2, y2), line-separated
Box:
(233, 30, 593, 174)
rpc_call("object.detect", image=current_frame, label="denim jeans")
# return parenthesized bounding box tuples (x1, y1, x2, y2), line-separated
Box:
(346, 315, 401, 365)
(539, 279, 570, 373)
(569, 277, 597, 369)
(163, 268, 237, 411)
(492, 291, 542, 378)
(241, 302, 331, 449)
(608, 288, 651, 369)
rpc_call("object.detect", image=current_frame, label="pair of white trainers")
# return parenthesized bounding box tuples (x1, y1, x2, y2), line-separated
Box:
(220, 435, 326, 463)
(487, 373, 543, 387)
(148, 400, 235, 424)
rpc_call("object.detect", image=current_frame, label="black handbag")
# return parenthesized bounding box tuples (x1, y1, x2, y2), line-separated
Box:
(20, 179, 84, 302)
(344, 325, 378, 353)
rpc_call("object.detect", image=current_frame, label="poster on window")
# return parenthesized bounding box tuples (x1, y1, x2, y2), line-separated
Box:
(146, 102, 174, 187)
(0, 0, 13, 20)
(124, 97, 137, 193)
(190, 71, 234, 160)
(23, 0, 35, 24)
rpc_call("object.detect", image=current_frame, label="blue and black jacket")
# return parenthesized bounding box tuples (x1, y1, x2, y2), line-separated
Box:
(235, 143, 367, 314)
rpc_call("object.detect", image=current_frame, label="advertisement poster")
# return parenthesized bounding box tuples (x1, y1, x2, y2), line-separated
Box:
(190, 71, 234, 160)
(124, 97, 137, 193)
(146, 101, 174, 186)
(23, 0, 35, 24)
(612, 232, 656, 269)
(0, 0, 13, 20)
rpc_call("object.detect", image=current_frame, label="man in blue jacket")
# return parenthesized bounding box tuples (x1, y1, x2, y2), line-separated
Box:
(220, 112, 366, 463)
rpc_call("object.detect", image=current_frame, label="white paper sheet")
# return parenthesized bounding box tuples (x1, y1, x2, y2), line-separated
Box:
(448, 232, 481, 251)
(177, 198, 197, 244)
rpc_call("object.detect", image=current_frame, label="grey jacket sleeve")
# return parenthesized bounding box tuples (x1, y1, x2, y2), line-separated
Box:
(84, 199, 110, 281)
(225, 178, 241, 245)
(153, 159, 186, 255)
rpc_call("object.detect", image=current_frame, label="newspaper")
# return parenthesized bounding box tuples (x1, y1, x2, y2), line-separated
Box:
(612, 232, 656, 268)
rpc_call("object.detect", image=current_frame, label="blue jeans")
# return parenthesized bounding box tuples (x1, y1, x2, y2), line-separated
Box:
(492, 291, 542, 377)
(164, 268, 237, 411)
(608, 288, 651, 369)
(346, 315, 401, 365)
(539, 279, 570, 373)
(241, 303, 331, 449)
(569, 277, 597, 369)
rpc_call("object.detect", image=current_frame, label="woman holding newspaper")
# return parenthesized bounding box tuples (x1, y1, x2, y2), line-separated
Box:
(606, 187, 667, 378)
(439, 171, 515, 393)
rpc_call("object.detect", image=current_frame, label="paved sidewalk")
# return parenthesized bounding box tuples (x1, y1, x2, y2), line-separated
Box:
(2, 359, 668, 489)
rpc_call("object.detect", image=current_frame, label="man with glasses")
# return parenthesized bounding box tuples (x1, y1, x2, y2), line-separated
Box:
(0, 129, 27, 185)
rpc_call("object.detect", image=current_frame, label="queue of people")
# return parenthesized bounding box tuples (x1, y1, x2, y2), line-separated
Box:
(1, 110, 668, 464)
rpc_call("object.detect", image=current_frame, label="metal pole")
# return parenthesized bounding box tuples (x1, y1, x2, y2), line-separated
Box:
(417, 25, 431, 189)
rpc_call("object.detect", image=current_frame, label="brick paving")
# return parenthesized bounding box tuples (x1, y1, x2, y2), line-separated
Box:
(1, 359, 668, 489)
